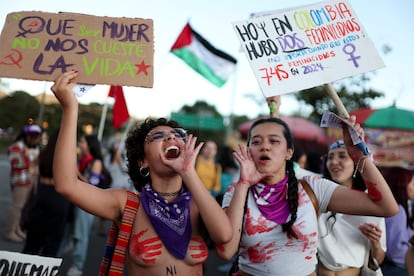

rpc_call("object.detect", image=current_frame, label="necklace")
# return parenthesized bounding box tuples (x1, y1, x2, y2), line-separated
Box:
(153, 188, 182, 197)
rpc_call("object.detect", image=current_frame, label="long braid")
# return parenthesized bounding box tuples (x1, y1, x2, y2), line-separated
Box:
(282, 159, 299, 238)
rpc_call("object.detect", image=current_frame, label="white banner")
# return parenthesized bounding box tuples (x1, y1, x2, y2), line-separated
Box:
(0, 251, 62, 276)
(233, 0, 384, 97)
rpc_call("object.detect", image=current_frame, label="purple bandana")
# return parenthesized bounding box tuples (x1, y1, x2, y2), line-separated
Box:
(252, 175, 290, 225)
(140, 183, 192, 260)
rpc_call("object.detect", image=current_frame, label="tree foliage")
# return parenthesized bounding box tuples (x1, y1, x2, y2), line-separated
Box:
(294, 82, 384, 122)
(0, 91, 114, 140)
(0, 91, 40, 131)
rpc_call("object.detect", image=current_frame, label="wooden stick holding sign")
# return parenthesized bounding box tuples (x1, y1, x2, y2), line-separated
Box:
(323, 83, 370, 155)
(324, 83, 350, 119)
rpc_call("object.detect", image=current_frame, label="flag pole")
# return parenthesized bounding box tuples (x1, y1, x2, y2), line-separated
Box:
(225, 62, 239, 144)
(97, 94, 110, 141)
(117, 117, 136, 155)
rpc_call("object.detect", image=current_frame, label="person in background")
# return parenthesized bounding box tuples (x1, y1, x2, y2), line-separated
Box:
(195, 140, 222, 199)
(292, 145, 307, 169)
(318, 140, 386, 276)
(216, 145, 239, 205)
(51, 71, 231, 275)
(22, 129, 71, 257)
(105, 141, 132, 190)
(4, 124, 42, 243)
(217, 116, 398, 276)
(306, 151, 323, 174)
(406, 236, 414, 276)
(66, 134, 105, 276)
(379, 166, 414, 276)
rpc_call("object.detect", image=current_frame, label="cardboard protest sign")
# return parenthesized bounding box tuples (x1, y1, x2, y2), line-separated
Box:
(0, 11, 154, 87)
(233, 0, 384, 97)
(0, 250, 62, 275)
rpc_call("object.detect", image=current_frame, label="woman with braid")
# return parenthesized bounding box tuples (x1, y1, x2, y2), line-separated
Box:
(217, 116, 398, 276)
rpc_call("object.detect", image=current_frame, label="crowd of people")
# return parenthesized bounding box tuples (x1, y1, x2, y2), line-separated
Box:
(2, 71, 414, 276)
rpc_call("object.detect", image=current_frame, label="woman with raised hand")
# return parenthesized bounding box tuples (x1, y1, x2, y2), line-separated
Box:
(51, 70, 232, 275)
(216, 116, 398, 276)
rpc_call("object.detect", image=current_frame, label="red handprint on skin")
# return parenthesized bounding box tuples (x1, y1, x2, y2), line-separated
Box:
(366, 181, 382, 202)
(130, 229, 163, 264)
(189, 237, 208, 265)
(247, 241, 277, 263)
(245, 208, 277, 235)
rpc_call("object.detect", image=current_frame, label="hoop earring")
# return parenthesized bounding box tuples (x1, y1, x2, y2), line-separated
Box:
(139, 166, 150, 177)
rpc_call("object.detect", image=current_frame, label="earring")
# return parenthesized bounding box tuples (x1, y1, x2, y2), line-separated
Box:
(139, 166, 150, 177)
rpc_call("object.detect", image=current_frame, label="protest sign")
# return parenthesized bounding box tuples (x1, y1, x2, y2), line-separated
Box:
(233, 0, 384, 97)
(0, 11, 154, 87)
(0, 250, 62, 276)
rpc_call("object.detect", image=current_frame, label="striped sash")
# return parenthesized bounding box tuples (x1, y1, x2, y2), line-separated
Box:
(99, 191, 139, 275)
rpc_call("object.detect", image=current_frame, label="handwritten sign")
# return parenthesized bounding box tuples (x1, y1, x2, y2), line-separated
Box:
(0, 251, 62, 276)
(0, 11, 154, 87)
(233, 0, 384, 97)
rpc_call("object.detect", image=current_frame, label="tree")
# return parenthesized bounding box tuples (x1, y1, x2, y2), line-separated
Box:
(0, 91, 115, 141)
(176, 100, 225, 144)
(294, 82, 384, 123)
(0, 91, 40, 132)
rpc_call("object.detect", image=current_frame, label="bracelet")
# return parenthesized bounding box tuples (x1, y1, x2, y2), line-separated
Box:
(353, 155, 368, 178)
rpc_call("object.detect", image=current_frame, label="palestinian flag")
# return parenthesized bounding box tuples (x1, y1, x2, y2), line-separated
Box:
(170, 23, 237, 87)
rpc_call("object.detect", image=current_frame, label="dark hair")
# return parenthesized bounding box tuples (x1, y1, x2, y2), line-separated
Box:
(125, 117, 182, 192)
(247, 117, 299, 239)
(218, 145, 238, 170)
(320, 146, 366, 235)
(306, 151, 323, 174)
(38, 129, 59, 178)
(292, 146, 306, 163)
(380, 166, 414, 229)
(84, 134, 103, 161)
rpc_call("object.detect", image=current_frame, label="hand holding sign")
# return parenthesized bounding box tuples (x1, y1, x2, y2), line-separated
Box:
(320, 111, 370, 155)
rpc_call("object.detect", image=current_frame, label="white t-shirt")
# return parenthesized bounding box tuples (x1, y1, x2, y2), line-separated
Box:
(222, 175, 337, 276)
(318, 207, 386, 272)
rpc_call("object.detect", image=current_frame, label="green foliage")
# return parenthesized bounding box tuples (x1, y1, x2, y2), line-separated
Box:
(0, 90, 40, 130)
(0, 91, 115, 138)
(294, 84, 384, 122)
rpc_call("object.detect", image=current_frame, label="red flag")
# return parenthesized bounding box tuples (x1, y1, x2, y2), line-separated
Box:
(108, 86, 130, 128)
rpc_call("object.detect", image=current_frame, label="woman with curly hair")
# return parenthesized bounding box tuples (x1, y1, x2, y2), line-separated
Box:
(51, 70, 231, 275)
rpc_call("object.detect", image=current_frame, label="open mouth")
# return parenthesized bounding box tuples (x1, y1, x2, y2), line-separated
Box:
(258, 155, 270, 164)
(164, 145, 180, 159)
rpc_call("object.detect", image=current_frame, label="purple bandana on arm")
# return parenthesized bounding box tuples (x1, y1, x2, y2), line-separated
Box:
(252, 175, 290, 225)
(140, 183, 192, 260)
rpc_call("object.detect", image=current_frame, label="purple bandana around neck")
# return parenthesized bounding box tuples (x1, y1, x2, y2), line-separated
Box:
(252, 175, 290, 225)
(140, 183, 192, 260)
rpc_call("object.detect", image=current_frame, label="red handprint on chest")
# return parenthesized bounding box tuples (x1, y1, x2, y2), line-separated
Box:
(130, 229, 163, 264)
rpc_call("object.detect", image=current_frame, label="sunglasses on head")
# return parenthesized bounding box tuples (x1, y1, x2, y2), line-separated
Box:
(144, 128, 187, 144)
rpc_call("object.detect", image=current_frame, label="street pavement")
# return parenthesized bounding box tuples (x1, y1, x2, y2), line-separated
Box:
(0, 153, 229, 275)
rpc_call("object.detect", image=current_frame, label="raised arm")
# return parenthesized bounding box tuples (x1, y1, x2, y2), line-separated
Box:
(327, 116, 398, 217)
(216, 144, 273, 260)
(51, 71, 126, 220)
(161, 134, 232, 245)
